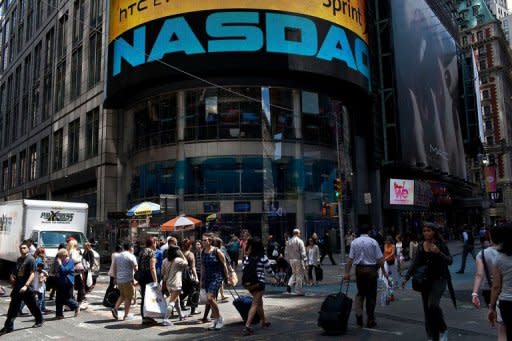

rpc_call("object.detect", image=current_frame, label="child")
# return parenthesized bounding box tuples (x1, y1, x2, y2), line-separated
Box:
(33, 261, 48, 314)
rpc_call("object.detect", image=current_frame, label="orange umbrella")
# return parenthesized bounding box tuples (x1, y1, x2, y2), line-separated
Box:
(162, 216, 202, 232)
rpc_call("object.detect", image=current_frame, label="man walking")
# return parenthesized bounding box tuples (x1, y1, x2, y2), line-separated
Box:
(320, 232, 337, 265)
(285, 229, 307, 295)
(0, 242, 44, 336)
(456, 225, 476, 274)
(111, 241, 138, 321)
(343, 224, 387, 328)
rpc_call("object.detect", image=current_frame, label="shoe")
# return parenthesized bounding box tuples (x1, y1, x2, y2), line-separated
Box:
(208, 319, 218, 330)
(242, 326, 254, 336)
(356, 315, 363, 327)
(0, 327, 13, 335)
(161, 319, 173, 326)
(111, 308, 118, 320)
(123, 314, 136, 321)
(215, 316, 224, 329)
(367, 320, 377, 328)
(440, 330, 449, 341)
(33, 322, 44, 328)
(261, 321, 271, 328)
(74, 306, 80, 317)
(201, 318, 211, 323)
(56, 315, 65, 320)
(456, 271, 464, 274)
(190, 308, 201, 315)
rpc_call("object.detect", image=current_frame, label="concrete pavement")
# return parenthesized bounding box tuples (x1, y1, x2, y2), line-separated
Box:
(0, 240, 497, 340)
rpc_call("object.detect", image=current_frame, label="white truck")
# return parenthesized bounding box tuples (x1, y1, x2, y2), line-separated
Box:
(0, 199, 100, 275)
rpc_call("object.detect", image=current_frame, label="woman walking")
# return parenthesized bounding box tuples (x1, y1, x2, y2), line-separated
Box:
(55, 249, 80, 319)
(180, 239, 201, 315)
(139, 237, 159, 325)
(402, 222, 453, 341)
(488, 224, 512, 341)
(306, 238, 320, 286)
(241, 237, 275, 336)
(161, 245, 188, 326)
(472, 226, 506, 340)
(82, 242, 95, 293)
(384, 236, 398, 287)
(201, 233, 232, 330)
(67, 239, 86, 304)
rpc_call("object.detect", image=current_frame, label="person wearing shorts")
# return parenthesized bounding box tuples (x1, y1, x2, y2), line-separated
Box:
(112, 241, 138, 321)
(241, 237, 276, 336)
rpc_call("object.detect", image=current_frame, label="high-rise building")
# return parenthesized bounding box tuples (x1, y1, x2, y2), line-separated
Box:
(458, 0, 512, 222)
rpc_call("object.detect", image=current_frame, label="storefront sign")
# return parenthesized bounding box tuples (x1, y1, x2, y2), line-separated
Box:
(389, 179, 414, 206)
(106, 0, 370, 107)
(234, 201, 251, 212)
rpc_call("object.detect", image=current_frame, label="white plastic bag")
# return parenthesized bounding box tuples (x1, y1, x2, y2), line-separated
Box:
(199, 288, 207, 305)
(86, 271, 93, 287)
(143, 284, 167, 319)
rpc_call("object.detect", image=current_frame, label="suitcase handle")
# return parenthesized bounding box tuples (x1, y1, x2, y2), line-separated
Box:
(339, 279, 350, 295)
(227, 285, 241, 300)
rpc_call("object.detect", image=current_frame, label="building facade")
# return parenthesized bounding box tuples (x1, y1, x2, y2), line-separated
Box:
(458, 0, 512, 222)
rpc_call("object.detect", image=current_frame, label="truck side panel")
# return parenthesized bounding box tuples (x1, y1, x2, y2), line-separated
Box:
(0, 201, 25, 262)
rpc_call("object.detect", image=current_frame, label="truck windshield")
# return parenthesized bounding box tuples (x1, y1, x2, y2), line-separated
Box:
(39, 231, 86, 248)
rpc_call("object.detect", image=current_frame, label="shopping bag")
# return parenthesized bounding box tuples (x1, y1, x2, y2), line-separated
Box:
(86, 271, 93, 287)
(199, 288, 208, 305)
(143, 284, 167, 319)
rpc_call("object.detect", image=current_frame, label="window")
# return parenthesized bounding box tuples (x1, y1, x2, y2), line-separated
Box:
(462, 36, 468, 45)
(35, 0, 42, 28)
(26, 0, 33, 41)
(481, 76, 488, 84)
(31, 87, 39, 127)
(88, 31, 102, 88)
(29, 143, 37, 181)
(473, 5, 479, 16)
(55, 62, 66, 111)
(478, 46, 486, 55)
(42, 74, 52, 120)
(52, 129, 63, 171)
(485, 119, 492, 130)
(68, 119, 80, 165)
(2, 160, 8, 191)
(9, 155, 16, 188)
(45, 28, 54, 70)
(484, 105, 492, 116)
(90, 0, 103, 28)
(86, 108, 99, 158)
(479, 60, 486, 70)
(33, 41, 41, 81)
(72, 0, 84, 44)
(70, 47, 82, 99)
(18, 150, 26, 185)
(56, 13, 68, 60)
(477, 30, 484, 40)
(46, 0, 56, 17)
(483, 89, 490, 99)
(39, 136, 49, 177)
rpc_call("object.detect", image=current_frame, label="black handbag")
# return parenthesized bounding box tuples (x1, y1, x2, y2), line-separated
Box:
(481, 249, 492, 306)
(315, 266, 324, 282)
(412, 265, 428, 292)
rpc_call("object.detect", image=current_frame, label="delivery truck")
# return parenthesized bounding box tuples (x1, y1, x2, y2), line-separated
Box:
(0, 199, 99, 275)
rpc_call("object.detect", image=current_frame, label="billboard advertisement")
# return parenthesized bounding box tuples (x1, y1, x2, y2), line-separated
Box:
(105, 0, 370, 107)
(484, 166, 497, 193)
(389, 179, 414, 206)
(391, 0, 466, 179)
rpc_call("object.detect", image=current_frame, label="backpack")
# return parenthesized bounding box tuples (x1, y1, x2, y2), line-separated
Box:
(242, 256, 259, 287)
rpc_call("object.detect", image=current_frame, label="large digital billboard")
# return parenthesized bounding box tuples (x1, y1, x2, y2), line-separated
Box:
(105, 0, 370, 107)
(391, 0, 466, 179)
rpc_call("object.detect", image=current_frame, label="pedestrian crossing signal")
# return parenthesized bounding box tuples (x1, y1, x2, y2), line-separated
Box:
(333, 178, 342, 200)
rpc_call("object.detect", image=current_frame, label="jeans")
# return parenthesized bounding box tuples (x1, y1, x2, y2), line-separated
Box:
(498, 300, 512, 341)
(55, 285, 79, 317)
(421, 279, 447, 341)
(458, 246, 476, 272)
(36, 291, 46, 312)
(354, 266, 378, 322)
(3, 287, 43, 330)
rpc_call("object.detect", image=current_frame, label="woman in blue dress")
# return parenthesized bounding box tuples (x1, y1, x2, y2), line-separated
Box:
(201, 233, 232, 330)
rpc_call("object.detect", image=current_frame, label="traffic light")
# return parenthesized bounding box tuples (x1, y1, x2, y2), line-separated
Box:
(333, 178, 342, 200)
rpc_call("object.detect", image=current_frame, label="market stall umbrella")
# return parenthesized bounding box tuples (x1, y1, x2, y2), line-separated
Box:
(162, 216, 202, 232)
(127, 202, 160, 217)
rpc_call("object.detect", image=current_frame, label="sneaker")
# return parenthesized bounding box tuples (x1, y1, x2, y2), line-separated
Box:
(215, 316, 224, 329)
(56, 315, 65, 320)
(111, 308, 118, 320)
(123, 314, 136, 321)
(161, 319, 173, 326)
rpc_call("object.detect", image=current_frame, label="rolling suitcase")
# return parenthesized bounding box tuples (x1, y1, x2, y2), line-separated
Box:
(228, 287, 260, 324)
(318, 280, 352, 335)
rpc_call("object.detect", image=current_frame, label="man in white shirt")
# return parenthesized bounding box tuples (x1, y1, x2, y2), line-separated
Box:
(344, 224, 386, 328)
(285, 229, 307, 295)
(111, 241, 138, 321)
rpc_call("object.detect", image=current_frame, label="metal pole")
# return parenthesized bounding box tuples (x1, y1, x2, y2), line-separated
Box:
(334, 110, 346, 265)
